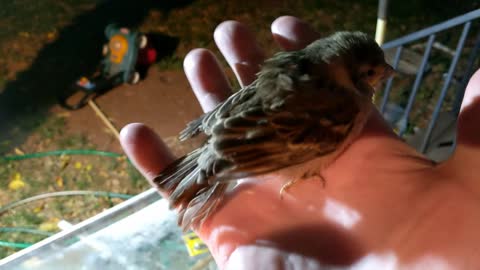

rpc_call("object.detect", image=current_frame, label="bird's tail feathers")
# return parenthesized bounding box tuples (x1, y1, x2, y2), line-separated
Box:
(179, 182, 229, 231)
(154, 147, 227, 230)
(153, 147, 203, 199)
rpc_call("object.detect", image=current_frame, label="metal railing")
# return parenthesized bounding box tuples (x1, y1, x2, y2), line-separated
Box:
(379, 9, 480, 154)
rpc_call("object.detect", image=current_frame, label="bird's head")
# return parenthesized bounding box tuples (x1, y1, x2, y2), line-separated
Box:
(305, 31, 394, 96)
(342, 32, 394, 91)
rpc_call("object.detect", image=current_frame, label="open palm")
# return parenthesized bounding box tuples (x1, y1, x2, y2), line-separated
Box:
(121, 16, 480, 269)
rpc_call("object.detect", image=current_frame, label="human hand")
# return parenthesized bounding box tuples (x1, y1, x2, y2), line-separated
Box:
(120, 16, 480, 270)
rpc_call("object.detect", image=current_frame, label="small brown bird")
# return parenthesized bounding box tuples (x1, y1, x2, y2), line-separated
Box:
(155, 31, 394, 230)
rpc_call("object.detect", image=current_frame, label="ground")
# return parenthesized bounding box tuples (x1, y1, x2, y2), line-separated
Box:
(52, 69, 203, 154)
(1, 0, 479, 259)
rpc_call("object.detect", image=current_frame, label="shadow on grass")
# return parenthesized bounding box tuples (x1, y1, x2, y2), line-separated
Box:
(0, 0, 191, 154)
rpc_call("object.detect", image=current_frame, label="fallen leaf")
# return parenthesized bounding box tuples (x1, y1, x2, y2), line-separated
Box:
(59, 155, 71, 170)
(46, 31, 57, 41)
(39, 218, 60, 232)
(13, 172, 22, 181)
(8, 179, 25, 190)
(74, 161, 82, 169)
(14, 147, 24, 155)
(34, 204, 45, 213)
(56, 176, 64, 188)
(9, 173, 25, 190)
(8, 172, 25, 190)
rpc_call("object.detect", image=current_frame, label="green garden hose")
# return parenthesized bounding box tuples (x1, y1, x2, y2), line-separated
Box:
(0, 151, 139, 252)
(0, 240, 32, 249)
(0, 227, 53, 249)
(0, 228, 53, 250)
(0, 227, 54, 236)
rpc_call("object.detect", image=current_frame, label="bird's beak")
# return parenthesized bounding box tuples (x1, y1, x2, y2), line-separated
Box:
(382, 64, 396, 80)
(366, 64, 396, 89)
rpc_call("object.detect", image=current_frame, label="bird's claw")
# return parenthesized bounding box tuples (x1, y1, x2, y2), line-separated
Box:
(279, 172, 326, 200)
(279, 179, 299, 200)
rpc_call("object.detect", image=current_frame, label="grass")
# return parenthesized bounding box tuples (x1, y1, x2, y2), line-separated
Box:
(0, 0, 99, 82)
(0, 153, 145, 258)
(1, 0, 480, 259)
(0, 113, 145, 258)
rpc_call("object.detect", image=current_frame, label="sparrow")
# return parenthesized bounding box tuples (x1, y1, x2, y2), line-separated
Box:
(154, 31, 394, 231)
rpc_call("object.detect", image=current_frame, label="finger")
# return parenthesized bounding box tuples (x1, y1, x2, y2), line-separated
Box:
(214, 21, 265, 87)
(120, 123, 175, 187)
(271, 16, 320, 51)
(453, 69, 480, 156)
(184, 48, 232, 112)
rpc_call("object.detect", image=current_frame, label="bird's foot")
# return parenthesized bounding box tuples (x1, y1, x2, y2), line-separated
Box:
(279, 172, 326, 200)
(311, 172, 326, 188)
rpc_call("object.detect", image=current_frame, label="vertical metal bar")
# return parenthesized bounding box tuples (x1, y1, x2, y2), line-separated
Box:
(420, 22, 471, 153)
(452, 29, 480, 115)
(375, 0, 389, 45)
(380, 46, 403, 113)
(398, 34, 436, 136)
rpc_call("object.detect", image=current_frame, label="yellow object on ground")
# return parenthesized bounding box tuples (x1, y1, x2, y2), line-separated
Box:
(39, 218, 61, 232)
(8, 173, 25, 190)
(182, 232, 209, 257)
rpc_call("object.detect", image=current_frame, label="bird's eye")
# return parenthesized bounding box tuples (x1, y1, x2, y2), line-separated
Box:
(367, 69, 375, 76)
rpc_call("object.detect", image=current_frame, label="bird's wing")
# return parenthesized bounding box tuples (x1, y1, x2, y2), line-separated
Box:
(206, 83, 360, 182)
(179, 50, 303, 141)
(178, 85, 257, 141)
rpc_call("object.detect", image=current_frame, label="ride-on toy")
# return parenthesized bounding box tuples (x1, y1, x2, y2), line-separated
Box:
(59, 24, 149, 110)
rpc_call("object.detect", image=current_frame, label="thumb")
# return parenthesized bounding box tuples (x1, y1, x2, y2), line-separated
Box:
(452, 69, 480, 164)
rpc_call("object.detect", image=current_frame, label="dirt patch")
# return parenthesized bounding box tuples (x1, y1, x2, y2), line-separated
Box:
(49, 69, 204, 154)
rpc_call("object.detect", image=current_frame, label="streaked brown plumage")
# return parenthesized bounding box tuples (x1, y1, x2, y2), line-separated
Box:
(154, 31, 394, 231)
